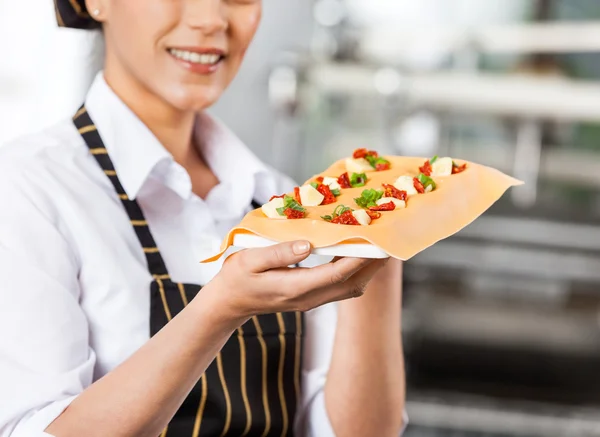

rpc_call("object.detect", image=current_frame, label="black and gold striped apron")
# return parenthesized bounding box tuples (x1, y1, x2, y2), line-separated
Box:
(73, 106, 304, 437)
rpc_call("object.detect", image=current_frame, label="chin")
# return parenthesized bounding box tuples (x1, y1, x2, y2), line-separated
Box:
(162, 83, 225, 112)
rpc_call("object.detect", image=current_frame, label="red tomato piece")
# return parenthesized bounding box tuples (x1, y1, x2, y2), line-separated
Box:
(337, 172, 352, 189)
(382, 184, 407, 201)
(331, 210, 360, 225)
(353, 148, 369, 159)
(419, 160, 432, 176)
(353, 148, 379, 159)
(284, 208, 305, 219)
(269, 194, 285, 201)
(294, 186, 302, 204)
(366, 210, 382, 220)
(369, 201, 395, 212)
(452, 163, 467, 174)
(375, 162, 391, 171)
(316, 176, 324, 184)
(316, 184, 336, 205)
(413, 178, 425, 194)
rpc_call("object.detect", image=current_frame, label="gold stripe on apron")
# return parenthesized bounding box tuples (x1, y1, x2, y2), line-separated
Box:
(237, 327, 252, 437)
(192, 375, 209, 437)
(78, 125, 97, 134)
(73, 106, 87, 120)
(294, 312, 302, 407)
(217, 353, 232, 437)
(252, 317, 271, 437)
(276, 313, 289, 437)
(177, 283, 189, 307)
(156, 278, 173, 321)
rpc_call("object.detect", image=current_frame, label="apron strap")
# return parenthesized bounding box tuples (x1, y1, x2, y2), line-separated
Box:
(74, 105, 171, 278)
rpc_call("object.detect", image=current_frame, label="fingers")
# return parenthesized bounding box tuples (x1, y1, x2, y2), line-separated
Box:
(239, 241, 313, 272)
(264, 257, 374, 298)
(265, 258, 389, 311)
(310, 258, 389, 304)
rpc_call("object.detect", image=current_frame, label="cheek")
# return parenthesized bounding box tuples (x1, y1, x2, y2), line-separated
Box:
(109, 0, 178, 58)
(234, 7, 262, 56)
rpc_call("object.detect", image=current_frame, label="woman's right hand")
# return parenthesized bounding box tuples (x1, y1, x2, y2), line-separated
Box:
(207, 240, 388, 319)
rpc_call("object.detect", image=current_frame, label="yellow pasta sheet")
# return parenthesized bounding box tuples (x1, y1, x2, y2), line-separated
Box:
(202, 156, 522, 262)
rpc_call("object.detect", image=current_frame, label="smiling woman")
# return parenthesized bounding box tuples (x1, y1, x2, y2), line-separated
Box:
(0, 1, 407, 437)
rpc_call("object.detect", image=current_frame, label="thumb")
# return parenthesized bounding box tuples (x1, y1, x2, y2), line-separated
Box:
(242, 240, 312, 272)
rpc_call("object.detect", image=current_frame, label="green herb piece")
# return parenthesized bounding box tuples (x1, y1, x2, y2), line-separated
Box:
(354, 189, 384, 208)
(430, 155, 439, 164)
(331, 188, 341, 197)
(350, 172, 367, 187)
(334, 205, 352, 216)
(417, 173, 437, 190)
(365, 155, 391, 169)
(310, 182, 319, 189)
(276, 195, 306, 216)
(321, 205, 353, 222)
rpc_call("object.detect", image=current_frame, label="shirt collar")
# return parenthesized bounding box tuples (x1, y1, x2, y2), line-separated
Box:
(84, 72, 276, 205)
(85, 73, 172, 200)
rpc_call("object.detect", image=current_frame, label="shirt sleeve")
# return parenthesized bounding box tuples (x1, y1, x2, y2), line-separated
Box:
(294, 258, 409, 437)
(0, 171, 95, 437)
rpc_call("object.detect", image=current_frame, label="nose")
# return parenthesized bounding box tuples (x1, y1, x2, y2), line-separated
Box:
(183, 0, 228, 34)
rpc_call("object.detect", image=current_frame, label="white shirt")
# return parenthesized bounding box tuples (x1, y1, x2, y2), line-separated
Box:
(0, 74, 342, 437)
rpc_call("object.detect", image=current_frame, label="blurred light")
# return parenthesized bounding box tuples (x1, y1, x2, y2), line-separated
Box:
(313, 0, 346, 27)
(373, 67, 403, 96)
(310, 28, 339, 60)
(394, 111, 440, 157)
(268, 66, 298, 110)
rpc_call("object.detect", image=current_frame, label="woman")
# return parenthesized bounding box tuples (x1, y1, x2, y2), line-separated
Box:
(0, 1, 406, 436)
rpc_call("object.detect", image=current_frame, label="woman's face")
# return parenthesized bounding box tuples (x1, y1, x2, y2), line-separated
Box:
(94, 0, 262, 111)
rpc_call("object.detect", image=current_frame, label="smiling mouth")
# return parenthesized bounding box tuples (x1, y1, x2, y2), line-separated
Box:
(167, 48, 225, 66)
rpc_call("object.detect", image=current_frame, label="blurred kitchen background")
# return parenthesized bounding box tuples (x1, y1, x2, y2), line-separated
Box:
(3, 0, 600, 435)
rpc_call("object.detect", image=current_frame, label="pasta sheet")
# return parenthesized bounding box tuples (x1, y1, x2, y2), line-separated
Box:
(202, 156, 522, 262)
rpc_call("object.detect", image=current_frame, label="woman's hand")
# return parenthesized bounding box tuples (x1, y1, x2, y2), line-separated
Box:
(207, 240, 388, 319)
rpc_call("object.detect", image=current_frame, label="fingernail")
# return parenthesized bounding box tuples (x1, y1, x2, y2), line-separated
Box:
(293, 241, 311, 255)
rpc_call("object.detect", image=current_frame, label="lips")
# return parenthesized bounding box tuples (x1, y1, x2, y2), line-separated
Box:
(167, 47, 226, 74)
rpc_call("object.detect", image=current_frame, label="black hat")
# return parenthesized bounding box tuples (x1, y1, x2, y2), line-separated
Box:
(54, 0, 101, 30)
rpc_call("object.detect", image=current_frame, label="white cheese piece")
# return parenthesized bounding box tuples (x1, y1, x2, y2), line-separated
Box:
(376, 197, 406, 209)
(393, 175, 418, 196)
(345, 157, 375, 174)
(261, 197, 287, 219)
(352, 209, 372, 226)
(299, 185, 325, 206)
(322, 177, 342, 191)
(431, 157, 453, 177)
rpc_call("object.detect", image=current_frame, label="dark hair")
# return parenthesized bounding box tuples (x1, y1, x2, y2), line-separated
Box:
(54, 0, 101, 30)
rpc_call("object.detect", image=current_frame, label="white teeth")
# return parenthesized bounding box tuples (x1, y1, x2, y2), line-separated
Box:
(169, 49, 221, 65)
